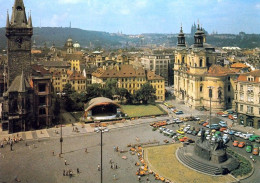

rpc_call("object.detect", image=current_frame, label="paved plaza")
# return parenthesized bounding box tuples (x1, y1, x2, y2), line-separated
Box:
(0, 100, 260, 183)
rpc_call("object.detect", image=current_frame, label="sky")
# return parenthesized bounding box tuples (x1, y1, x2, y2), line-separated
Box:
(0, 0, 259, 34)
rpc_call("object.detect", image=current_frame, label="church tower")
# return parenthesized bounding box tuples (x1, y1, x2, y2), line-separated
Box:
(177, 25, 186, 47)
(6, 0, 33, 86)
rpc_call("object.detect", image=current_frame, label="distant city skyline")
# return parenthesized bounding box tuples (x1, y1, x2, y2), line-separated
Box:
(0, 0, 259, 34)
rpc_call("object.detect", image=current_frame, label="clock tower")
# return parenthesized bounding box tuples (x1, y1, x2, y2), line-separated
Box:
(6, 0, 33, 86)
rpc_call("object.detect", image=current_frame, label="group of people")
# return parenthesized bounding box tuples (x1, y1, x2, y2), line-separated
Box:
(1, 135, 24, 150)
(109, 158, 118, 169)
(72, 127, 79, 133)
(63, 169, 77, 178)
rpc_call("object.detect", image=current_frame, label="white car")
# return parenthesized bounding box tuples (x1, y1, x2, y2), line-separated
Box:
(205, 130, 210, 135)
(239, 133, 245, 138)
(197, 131, 202, 137)
(183, 126, 190, 132)
(233, 115, 237, 119)
(242, 133, 253, 140)
(234, 131, 242, 137)
(222, 134, 229, 144)
(206, 135, 211, 140)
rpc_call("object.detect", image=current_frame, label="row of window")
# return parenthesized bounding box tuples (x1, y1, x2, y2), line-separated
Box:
(240, 105, 260, 115)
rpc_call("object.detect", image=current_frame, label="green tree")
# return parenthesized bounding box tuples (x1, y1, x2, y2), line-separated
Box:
(135, 83, 156, 104)
(86, 83, 102, 101)
(116, 88, 129, 104)
(62, 83, 75, 96)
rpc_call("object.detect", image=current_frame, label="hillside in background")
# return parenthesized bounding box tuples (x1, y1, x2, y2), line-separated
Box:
(0, 27, 260, 50)
(0, 27, 127, 50)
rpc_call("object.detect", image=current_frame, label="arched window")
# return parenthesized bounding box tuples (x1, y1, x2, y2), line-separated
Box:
(200, 85, 203, 92)
(199, 59, 203, 67)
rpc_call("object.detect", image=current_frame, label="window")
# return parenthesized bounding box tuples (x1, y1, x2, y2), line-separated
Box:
(240, 105, 243, 111)
(240, 85, 243, 91)
(199, 59, 203, 67)
(247, 106, 253, 114)
(39, 96, 46, 106)
(259, 108, 260, 115)
(200, 85, 203, 92)
(228, 85, 231, 92)
(228, 97, 231, 103)
(228, 77, 230, 81)
(38, 84, 46, 92)
(39, 108, 46, 115)
(240, 93, 244, 101)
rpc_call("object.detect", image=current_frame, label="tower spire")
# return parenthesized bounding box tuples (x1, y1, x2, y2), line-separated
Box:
(6, 10, 10, 28)
(11, 0, 28, 27)
(28, 10, 32, 28)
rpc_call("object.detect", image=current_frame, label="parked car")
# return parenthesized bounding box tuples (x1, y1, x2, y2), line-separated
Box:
(233, 140, 239, 147)
(222, 134, 229, 144)
(203, 122, 209, 127)
(187, 130, 193, 134)
(253, 144, 259, 155)
(242, 133, 253, 140)
(209, 124, 220, 130)
(246, 144, 253, 153)
(249, 135, 260, 142)
(219, 121, 227, 127)
(206, 135, 211, 140)
(238, 141, 245, 148)
(220, 127, 227, 132)
(175, 111, 184, 115)
(176, 129, 185, 135)
(221, 114, 228, 117)
(194, 117, 200, 121)
(233, 115, 237, 119)
(191, 130, 199, 136)
(235, 131, 242, 137)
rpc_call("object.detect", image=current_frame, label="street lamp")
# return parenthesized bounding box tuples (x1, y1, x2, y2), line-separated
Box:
(208, 86, 213, 127)
(60, 121, 63, 155)
(100, 127, 104, 183)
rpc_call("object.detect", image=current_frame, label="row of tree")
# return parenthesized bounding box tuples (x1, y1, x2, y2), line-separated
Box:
(61, 79, 157, 112)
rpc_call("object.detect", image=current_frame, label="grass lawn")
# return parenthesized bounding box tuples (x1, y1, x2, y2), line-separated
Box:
(121, 105, 166, 118)
(144, 144, 236, 183)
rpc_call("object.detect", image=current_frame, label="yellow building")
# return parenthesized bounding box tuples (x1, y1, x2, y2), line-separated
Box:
(52, 70, 86, 93)
(174, 25, 237, 111)
(68, 71, 86, 92)
(68, 60, 81, 72)
(92, 65, 165, 101)
(234, 70, 260, 129)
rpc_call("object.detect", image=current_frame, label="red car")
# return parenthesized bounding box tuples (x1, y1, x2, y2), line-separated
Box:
(203, 122, 209, 127)
(233, 140, 239, 147)
(220, 127, 227, 132)
(238, 142, 245, 148)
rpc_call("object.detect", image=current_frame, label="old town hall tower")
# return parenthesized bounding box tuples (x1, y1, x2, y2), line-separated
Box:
(6, 0, 33, 86)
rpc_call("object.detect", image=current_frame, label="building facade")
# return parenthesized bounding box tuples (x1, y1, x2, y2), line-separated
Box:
(234, 70, 260, 129)
(174, 25, 237, 111)
(92, 65, 165, 101)
(141, 53, 174, 86)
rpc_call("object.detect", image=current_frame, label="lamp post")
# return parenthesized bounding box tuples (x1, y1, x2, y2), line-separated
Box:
(100, 128, 103, 183)
(60, 121, 63, 155)
(208, 86, 213, 127)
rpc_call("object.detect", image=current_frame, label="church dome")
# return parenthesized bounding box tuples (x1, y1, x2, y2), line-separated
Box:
(73, 41, 80, 48)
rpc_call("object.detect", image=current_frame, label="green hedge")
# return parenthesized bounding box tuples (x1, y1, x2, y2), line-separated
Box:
(227, 148, 252, 177)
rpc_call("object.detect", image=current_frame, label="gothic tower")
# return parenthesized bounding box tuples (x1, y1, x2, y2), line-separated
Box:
(6, 0, 33, 86)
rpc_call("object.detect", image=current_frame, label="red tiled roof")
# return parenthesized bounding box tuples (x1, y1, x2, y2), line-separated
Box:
(206, 65, 236, 76)
(68, 71, 86, 80)
(147, 71, 164, 80)
(231, 63, 249, 68)
(237, 70, 260, 82)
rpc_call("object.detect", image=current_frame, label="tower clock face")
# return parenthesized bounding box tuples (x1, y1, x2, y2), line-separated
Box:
(15, 37, 23, 48)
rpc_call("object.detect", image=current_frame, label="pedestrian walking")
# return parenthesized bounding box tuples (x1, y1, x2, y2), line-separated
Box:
(138, 175, 141, 181)
(113, 174, 116, 180)
(10, 143, 13, 151)
(63, 170, 65, 176)
(77, 168, 80, 174)
(113, 146, 116, 152)
(65, 159, 67, 165)
(85, 148, 88, 153)
(111, 164, 113, 169)
(52, 150, 55, 156)
(109, 158, 112, 164)
(98, 164, 101, 171)
(115, 164, 118, 169)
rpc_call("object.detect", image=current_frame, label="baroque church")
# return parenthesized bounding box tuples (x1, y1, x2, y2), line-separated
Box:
(1, 0, 53, 133)
(174, 24, 238, 111)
